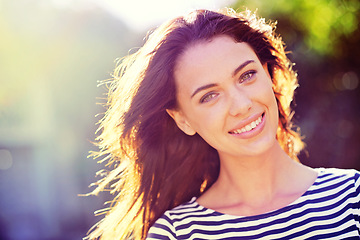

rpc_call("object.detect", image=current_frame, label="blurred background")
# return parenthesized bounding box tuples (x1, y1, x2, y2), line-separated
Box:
(0, 0, 359, 239)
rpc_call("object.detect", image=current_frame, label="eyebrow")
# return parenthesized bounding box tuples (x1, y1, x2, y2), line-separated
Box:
(232, 60, 255, 77)
(190, 60, 255, 98)
(191, 83, 218, 98)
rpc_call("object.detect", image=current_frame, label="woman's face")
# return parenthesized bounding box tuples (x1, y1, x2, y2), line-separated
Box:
(167, 35, 279, 160)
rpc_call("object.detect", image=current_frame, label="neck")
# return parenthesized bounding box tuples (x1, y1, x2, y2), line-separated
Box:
(214, 141, 300, 205)
(197, 141, 317, 216)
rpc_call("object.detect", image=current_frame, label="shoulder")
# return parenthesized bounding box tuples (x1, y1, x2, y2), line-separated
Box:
(316, 167, 359, 180)
(146, 211, 177, 240)
(147, 197, 208, 239)
(314, 167, 360, 194)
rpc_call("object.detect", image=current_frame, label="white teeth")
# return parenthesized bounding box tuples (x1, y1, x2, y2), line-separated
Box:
(231, 115, 262, 134)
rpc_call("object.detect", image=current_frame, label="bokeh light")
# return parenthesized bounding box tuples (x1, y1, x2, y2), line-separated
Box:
(0, 0, 359, 239)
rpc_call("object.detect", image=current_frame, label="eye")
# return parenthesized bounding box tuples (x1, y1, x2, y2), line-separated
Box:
(200, 92, 218, 103)
(239, 70, 257, 83)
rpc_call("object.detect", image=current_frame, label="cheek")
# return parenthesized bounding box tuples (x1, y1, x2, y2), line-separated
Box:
(267, 90, 279, 115)
(188, 106, 225, 135)
(267, 91, 280, 127)
(262, 77, 277, 105)
(188, 111, 215, 130)
(256, 80, 279, 119)
(269, 90, 279, 110)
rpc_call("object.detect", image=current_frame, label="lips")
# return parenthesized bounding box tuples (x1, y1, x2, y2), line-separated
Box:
(229, 113, 264, 135)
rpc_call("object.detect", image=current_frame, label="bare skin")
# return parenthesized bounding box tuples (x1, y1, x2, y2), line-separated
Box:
(168, 35, 317, 217)
(197, 142, 317, 216)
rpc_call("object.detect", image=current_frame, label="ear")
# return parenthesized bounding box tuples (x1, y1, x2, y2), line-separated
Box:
(166, 108, 196, 136)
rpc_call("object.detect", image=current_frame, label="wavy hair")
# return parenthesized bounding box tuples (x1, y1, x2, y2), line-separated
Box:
(86, 8, 304, 240)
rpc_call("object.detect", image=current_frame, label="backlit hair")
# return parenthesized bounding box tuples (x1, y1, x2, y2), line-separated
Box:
(86, 8, 304, 240)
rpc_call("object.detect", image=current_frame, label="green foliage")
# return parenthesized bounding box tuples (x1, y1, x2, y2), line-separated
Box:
(232, 0, 359, 56)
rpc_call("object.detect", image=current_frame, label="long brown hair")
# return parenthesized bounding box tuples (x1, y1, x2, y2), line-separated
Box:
(86, 8, 304, 240)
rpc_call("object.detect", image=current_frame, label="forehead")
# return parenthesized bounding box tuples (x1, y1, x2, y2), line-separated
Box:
(174, 35, 259, 94)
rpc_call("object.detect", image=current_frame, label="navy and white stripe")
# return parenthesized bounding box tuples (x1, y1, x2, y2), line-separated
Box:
(147, 168, 360, 239)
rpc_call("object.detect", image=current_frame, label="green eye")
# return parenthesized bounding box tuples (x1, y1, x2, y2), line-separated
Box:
(200, 92, 218, 103)
(240, 70, 256, 83)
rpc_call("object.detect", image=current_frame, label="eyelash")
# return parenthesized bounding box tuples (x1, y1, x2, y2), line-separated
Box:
(239, 70, 257, 83)
(199, 70, 257, 104)
(200, 92, 218, 103)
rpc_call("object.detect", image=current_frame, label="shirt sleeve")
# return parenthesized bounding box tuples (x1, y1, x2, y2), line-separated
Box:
(146, 212, 177, 240)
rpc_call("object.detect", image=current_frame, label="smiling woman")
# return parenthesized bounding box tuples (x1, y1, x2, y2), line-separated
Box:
(167, 37, 280, 160)
(86, 8, 360, 240)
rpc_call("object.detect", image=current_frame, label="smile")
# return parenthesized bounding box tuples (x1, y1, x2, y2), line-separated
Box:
(229, 114, 263, 134)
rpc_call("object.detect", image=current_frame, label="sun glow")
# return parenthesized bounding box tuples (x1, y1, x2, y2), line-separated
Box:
(90, 0, 235, 31)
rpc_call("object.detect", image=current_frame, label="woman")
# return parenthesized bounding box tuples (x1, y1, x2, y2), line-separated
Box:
(86, 8, 360, 240)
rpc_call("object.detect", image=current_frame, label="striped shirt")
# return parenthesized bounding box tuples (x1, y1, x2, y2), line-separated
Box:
(147, 168, 360, 239)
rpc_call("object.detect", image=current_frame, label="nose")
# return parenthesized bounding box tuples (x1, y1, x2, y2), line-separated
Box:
(228, 89, 252, 117)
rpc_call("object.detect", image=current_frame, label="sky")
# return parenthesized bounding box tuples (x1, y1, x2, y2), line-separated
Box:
(51, 0, 235, 31)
